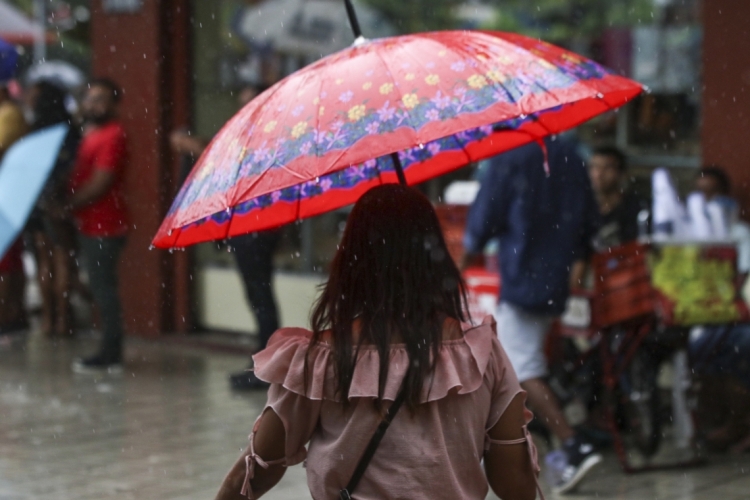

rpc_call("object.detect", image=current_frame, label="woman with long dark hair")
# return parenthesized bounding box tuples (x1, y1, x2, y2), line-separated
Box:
(26, 80, 81, 337)
(215, 184, 541, 500)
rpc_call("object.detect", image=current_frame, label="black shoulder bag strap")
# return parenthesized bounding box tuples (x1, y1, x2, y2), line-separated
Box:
(339, 378, 409, 500)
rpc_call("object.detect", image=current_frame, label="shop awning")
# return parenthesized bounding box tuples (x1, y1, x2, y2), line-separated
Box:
(0, 0, 55, 45)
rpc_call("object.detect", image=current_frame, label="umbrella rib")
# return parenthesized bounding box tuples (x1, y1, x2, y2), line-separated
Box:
(312, 51, 328, 162)
(450, 121, 478, 166)
(371, 44, 421, 152)
(207, 84, 280, 217)
(302, 49, 357, 184)
(295, 180, 302, 222)
(232, 72, 317, 212)
(262, 76, 306, 183)
(375, 154, 384, 185)
(405, 34, 489, 167)
(401, 35, 463, 139)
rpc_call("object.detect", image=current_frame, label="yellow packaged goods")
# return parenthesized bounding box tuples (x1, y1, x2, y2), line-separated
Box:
(651, 245, 739, 325)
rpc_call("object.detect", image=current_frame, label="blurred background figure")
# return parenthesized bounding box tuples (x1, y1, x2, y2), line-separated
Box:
(570, 145, 646, 288)
(0, 70, 28, 334)
(694, 165, 735, 209)
(463, 137, 602, 494)
(689, 165, 738, 239)
(587, 146, 646, 250)
(25, 80, 82, 338)
(687, 165, 750, 453)
(170, 84, 281, 391)
(0, 79, 26, 157)
(70, 78, 129, 373)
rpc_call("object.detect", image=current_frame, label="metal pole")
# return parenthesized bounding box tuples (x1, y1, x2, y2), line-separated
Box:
(343, 0, 362, 38)
(33, 0, 46, 63)
(390, 152, 407, 186)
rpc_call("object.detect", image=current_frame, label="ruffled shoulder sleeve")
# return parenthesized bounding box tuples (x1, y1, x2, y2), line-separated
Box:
(253, 317, 502, 404)
(253, 328, 336, 400)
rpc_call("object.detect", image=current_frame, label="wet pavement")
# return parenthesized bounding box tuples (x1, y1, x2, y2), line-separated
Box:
(2, 330, 750, 500)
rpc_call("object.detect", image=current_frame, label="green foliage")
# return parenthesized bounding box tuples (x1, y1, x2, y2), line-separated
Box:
(360, 0, 462, 33)
(488, 0, 655, 41)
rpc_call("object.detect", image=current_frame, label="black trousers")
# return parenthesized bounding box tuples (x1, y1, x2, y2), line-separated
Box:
(79, 235, 126, 361)
(230, 230, 281, 350)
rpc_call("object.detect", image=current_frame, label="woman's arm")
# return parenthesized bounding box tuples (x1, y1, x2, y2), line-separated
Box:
(214, 409, 288, 500)
(484, 393, 539, 500)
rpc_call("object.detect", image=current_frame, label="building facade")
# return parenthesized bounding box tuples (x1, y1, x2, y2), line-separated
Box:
(86, 0, 749, 336)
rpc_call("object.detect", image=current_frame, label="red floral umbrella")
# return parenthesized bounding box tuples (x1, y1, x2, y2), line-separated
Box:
(153, 9, 642, 249)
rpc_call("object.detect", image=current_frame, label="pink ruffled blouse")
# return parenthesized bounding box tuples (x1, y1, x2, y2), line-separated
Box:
(243, 316, 541, 500)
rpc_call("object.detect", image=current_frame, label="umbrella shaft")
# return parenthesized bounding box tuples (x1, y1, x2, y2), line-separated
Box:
(390, 153, 407, 186)
(343, 0, 362, 38)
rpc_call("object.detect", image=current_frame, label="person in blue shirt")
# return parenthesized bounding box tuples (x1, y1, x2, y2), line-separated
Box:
(463, 136, 601, 495)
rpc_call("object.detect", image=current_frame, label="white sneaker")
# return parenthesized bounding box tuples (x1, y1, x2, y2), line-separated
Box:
(72, 356, 123, 375)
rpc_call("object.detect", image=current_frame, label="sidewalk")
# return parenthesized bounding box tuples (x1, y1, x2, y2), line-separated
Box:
(1, 330, 750, 499)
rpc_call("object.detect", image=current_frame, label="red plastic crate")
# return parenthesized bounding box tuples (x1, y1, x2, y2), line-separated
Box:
(463, 267, 501, 321)
(591, 242, 656, 328)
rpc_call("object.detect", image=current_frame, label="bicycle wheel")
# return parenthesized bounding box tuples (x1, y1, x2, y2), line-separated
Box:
(618, 349, 662, 457)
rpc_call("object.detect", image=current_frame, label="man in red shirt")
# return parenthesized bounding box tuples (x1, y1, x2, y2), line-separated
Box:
(70, 78, 128, 373)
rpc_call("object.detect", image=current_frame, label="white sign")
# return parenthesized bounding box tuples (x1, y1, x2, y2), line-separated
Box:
(102, 0, 143, 14)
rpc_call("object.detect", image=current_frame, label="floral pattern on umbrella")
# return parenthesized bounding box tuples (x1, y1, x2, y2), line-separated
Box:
(154, 31, 642, 248)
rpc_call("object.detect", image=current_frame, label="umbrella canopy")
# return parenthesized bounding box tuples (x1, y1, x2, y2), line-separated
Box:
(0, 123, 68, 259)
(233, 0, 394, 57)
(153, 30, 642, 249)
(25, 60, 86, 90)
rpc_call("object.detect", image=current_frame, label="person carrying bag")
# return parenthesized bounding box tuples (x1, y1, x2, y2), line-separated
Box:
(213, 185, 543, 500)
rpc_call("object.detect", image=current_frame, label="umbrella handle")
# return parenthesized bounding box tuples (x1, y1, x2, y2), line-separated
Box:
(343, 0, 363, 39)
(390, 152, 408, 186)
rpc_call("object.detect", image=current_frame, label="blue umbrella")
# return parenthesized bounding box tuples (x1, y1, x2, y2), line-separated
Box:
(0, 37, 19, 81)
(0, 123, 68, 258)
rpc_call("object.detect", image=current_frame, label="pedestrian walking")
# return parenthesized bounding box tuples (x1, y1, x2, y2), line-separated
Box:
(464, 137, 602, 494)
(170, 84, 281, 390)
(69, 78, 128, 373)
(214, 185, 542, 500)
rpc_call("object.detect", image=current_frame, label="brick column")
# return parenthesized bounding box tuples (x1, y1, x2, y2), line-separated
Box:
(90, 0, 192, 335)
(702, 1, 750, 220)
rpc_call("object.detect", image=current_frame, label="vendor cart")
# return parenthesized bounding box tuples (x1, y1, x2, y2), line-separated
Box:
(436, 202, 749, 473)
(554, 240, 749, 472)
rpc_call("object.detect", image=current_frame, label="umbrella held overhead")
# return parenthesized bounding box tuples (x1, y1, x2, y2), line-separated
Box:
(153, 1, 643, 249)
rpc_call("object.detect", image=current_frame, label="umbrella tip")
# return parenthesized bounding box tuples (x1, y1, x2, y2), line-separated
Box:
(353, 36, 368, 47)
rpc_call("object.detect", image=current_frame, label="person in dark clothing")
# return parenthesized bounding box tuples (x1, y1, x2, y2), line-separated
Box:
(0, 80, 28, 333)
(587, 146, 646, 250)
(170, 84, 281, 391)
(226, 230, 282, 390)
(26, 80, 82, 337)
(463, 136, 602, 495)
